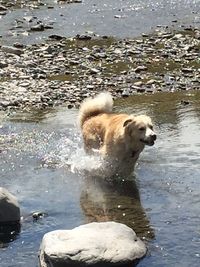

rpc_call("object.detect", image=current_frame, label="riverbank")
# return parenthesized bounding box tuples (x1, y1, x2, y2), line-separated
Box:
(0, 27, 199, 112)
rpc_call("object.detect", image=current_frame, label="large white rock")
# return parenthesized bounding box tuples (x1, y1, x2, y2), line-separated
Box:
(39, 221, 147, 267)
(0, 187, 20, 223)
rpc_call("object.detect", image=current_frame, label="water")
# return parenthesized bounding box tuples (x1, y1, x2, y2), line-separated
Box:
(1, 90, 200, 267)
(0, 0, 199, 45)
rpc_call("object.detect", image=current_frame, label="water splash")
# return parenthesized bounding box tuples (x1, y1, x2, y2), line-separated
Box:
(1, 123, 106, 176)
(0, 124, 131, 179)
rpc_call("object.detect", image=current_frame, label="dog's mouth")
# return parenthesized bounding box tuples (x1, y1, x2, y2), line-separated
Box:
(140, 138, 155, 146)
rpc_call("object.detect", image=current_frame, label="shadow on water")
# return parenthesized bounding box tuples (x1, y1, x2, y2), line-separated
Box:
(0, 90, 200, 266)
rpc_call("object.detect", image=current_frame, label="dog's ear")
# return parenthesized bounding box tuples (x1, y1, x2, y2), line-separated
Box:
(123, 119, 133, 127)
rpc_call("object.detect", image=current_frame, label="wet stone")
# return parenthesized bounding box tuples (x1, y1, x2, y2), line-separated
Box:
(32, 211, 47, 220)
(0, 187, 20, 223)
(0, 4, 7, 11)
(76, 34, 92, 40)
(0, 11, 7, 15)
(49, 34, 64, 40)
(30, 24, 45, 31)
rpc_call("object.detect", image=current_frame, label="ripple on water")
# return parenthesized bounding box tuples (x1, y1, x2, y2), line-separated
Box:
(1, 91, 200, 267)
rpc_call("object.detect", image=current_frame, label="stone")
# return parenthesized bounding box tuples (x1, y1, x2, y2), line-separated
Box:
(134, 81, 143, 86)
(89, 68, 100, 74)
(0, 62, 8, 68)
(32, 211, 47, 220)
(1, 45, 24, 55)
(39, 222, 146, 267)
(182, 68, 193, 73)
(0, 4, 7, 11)
(0, 187, 20, 223)
(76, 34, 92, 40)
(13, 42, 25, 48)
(30, 24, 45, 31)
(49, 34, 64, 40)
(134, 66, 147, 73)
(0, 11, 7, 15)
(23, 16, 34, 22)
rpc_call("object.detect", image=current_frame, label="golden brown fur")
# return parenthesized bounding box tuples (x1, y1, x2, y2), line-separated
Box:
(78, 92, 156, 177)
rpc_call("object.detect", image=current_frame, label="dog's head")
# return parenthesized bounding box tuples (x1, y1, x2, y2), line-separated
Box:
(123, 115, 157, 147)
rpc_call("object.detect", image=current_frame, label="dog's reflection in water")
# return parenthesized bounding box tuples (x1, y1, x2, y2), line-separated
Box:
(80, 175, 154, 240)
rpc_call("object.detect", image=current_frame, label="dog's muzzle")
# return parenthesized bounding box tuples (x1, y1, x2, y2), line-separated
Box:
(140, 134, 157, 146)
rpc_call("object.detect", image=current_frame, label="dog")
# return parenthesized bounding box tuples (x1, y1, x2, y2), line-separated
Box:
(78, 92, 156, 177)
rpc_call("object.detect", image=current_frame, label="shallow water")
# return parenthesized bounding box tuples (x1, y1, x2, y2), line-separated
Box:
(0, 0, 199, 45)
(1, 90, 200, 267)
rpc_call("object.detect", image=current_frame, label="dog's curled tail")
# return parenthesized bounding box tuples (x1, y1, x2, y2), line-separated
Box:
(78, 92, 113, 127)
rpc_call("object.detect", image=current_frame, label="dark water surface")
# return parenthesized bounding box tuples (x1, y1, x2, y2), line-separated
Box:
(0, 90, 200, 266)
(0, 0, 199, 45)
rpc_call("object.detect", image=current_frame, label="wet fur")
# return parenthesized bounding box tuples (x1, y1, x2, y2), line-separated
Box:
(78, 92, 156, 177)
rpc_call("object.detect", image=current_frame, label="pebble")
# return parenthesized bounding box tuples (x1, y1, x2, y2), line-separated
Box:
(0, 28, 199, 112)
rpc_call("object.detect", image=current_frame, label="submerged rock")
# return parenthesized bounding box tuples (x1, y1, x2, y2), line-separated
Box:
(39, 221, 146, 267)
(0, 187, 20, 223)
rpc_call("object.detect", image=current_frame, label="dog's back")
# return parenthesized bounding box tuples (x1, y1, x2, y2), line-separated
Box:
(78, 92, 113, 128)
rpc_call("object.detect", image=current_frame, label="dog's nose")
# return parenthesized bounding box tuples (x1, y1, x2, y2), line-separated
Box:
(151, 134, 157, 141)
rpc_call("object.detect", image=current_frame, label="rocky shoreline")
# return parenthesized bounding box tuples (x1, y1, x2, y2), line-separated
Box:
(0, 27, 199, 112)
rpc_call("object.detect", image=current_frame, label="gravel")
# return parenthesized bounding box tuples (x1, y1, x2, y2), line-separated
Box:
(0, 28, 199, 112)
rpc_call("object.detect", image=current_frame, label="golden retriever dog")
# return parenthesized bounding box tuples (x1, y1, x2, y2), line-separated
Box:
(78, 92, 156, 177)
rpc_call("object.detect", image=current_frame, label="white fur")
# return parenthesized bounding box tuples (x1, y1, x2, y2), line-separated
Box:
(78, 92, 113, 128)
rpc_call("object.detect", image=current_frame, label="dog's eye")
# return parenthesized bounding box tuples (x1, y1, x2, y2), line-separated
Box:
(139, 127, 145, 131)
(149, 125, 153, 130)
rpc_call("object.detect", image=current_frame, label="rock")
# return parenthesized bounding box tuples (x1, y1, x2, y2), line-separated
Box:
(39, 222, 146, 267)
(23, 16, 34, 22)
(137, 88, 146, 93)
(32, 211, 47, 220)
(13, 42, 25, 48)
(181, 100, 190, 105)
(114, 15, 122, 19)
(134, 66, 147, 73)
(0, 187, 20, 223)
(146, 79, 157, 85)
(122, 89, 130, 97)
(1, 45, 24, 55)
(89, 68, 100, 74)
(30, 24, 45, 31)
(76, 34, 92, 40)
(0, 4, 7, 11)
(134, 81, 143, 86)
(0, 62, 8, 68)
(49, 34, 64, 40)
(0, 11, 7, 15)
(182, 68, 194, 73)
